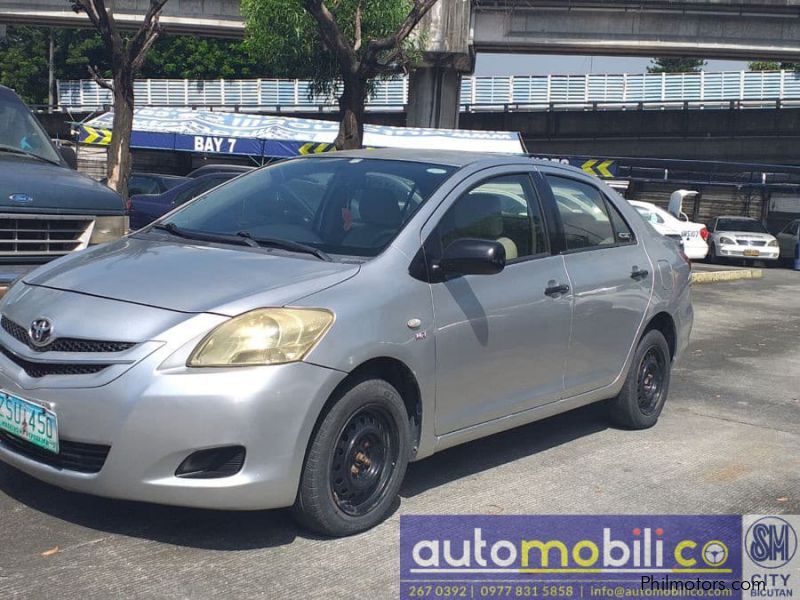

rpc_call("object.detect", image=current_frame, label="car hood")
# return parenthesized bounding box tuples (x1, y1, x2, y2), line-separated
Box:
(0, 155, 124, 213)
(23, 236, 360, 315)
(718, 231, 775, 241)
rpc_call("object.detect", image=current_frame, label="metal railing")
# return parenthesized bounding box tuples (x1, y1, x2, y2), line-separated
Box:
(57, 70, 800, 112)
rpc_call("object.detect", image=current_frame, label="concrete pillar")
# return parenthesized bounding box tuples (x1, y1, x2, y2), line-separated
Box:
(406, 0, 473, 129)
(407, 66, 462, 129)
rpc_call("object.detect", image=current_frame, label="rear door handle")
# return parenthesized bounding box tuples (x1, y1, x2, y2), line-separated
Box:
(545, 283, 570, 297)
(630, 266, 649, 281)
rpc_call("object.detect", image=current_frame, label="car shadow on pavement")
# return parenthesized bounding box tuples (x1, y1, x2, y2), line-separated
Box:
(0, 465, 308, 550)
(401, 402, 610, 498)
(0, 402, 609, 550)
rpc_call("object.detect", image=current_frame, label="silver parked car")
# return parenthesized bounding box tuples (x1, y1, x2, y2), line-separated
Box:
(0, 150, 692, 536)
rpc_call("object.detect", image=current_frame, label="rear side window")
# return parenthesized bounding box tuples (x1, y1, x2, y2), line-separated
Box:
(547, 175, 634, 251)
(129, 176, 160, 195)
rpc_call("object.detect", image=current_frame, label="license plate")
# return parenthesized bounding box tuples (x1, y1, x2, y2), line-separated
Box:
(744, 249, 760, 257)
(0, 391, 59, 454)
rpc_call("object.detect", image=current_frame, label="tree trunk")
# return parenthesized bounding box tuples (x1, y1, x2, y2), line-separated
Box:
(335, 76, 367, 150)
(106, 68, 135, 200)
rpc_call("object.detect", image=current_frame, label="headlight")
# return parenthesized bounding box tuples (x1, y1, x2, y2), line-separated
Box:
(719, 236, 736, 245)
(188, 308, 334, 367)
(90, 215, 129, 244)
(768, 239, 779, 247)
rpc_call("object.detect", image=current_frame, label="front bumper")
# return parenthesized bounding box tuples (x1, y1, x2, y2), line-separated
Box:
(0, 356, 347, 510)
(718, 245, 779, 260)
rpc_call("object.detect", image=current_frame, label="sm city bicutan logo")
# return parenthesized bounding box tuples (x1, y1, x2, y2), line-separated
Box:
(745, 517, 798, 569)
(410, 527, 732, 574)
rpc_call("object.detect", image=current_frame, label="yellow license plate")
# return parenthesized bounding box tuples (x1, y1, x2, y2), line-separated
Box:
(744, 249, 760, 257)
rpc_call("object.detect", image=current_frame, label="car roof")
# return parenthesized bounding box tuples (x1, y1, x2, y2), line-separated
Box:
(321, 148, 549, 169)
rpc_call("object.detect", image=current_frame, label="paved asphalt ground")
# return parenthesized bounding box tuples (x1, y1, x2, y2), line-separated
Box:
(1, 268, 799, 599)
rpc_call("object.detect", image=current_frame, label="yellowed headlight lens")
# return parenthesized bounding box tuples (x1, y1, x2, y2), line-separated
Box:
(188, 308, 334, 367)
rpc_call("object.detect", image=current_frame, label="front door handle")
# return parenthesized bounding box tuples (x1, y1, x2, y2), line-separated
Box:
(545, 283, 570, 297)
(631, 266, 649, 281)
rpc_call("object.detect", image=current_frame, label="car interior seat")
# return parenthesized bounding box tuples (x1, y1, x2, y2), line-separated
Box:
(448, 192, 518, 260)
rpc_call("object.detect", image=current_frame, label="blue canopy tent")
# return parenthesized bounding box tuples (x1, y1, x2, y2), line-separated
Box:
(77, 107, 526, 158)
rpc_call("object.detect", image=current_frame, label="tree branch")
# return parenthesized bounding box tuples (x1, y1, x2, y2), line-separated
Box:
(353, 1, 363, 52)
(364, 0, 438, 58)
(88, 64, 113, 90)
(128, 0, 169, 63)
(303, 0, 358, 74)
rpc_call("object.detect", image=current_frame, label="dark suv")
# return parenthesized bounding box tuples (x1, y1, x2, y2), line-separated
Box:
(0, 85, 125, 285)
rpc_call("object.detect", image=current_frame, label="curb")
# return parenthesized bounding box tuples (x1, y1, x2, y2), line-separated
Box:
(691, 268, 763, 284)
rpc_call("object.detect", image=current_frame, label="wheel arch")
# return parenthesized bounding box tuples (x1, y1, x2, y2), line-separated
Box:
(309, 357, 423, 461)
(643, 311, 677, 360)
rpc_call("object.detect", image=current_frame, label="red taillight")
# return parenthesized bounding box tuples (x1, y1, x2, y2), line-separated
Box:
(699, 226, 708, 241)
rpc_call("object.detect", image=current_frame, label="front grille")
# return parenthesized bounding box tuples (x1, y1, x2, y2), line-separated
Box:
(736, 239, 767, 247)
(0, 214, 94, 257)
(0, 430, 110, 473)
(1, 316, 135, 353)
(0, 344, 109, 378)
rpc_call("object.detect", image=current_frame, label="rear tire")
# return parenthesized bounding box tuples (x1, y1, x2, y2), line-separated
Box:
(292, 378, 410, 537)
(608, 329, 671, 430)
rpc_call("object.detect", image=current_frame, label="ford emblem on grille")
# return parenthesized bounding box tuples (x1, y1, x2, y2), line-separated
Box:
(29, 318, 53, 347)
(9, 193, 34, 204)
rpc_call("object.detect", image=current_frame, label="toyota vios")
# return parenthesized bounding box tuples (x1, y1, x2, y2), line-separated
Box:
(0, 150, 692, 536)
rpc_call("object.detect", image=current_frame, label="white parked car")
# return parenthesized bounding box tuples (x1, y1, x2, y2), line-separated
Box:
(707, 216, 780, 264)
(628, 200, 709, 259)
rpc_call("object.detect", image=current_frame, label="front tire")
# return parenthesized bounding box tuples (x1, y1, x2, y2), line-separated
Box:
(708, 242, 720, 264)
(293, 378, 410, 537)
(608, 329, 671, 429)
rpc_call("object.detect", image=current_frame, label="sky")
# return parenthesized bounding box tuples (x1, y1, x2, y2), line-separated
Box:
(473, 54, 749, 77)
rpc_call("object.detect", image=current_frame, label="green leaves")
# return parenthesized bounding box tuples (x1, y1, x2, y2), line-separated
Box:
(242, 0, 415, 82)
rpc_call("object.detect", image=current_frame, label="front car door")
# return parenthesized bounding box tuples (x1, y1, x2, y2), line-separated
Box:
(540, 171, 654, 397)
(423, 169, 572, 434)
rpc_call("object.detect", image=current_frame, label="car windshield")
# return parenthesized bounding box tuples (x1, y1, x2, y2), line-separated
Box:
(717, 218, 767, 233)
(161, 157, 456, 258)
(0, 94, 62, 164)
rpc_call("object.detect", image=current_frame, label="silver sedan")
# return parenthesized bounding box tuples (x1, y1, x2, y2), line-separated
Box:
(0, 150, 692, 536)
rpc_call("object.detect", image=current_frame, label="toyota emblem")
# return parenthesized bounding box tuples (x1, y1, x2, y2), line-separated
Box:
(29, 318, 53, 347)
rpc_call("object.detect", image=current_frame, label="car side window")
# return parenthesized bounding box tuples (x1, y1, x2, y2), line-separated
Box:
(605, 196, 635, 243)
(437, 174, 548, 262)
(129, 176, 159, 196)
(547, 176, 632, 251)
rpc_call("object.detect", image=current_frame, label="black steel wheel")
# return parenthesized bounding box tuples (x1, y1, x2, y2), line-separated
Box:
(293, 377, 410, 537)
(636, 347, 667, 416)
(329, 405, 400, 517)
(608, 329, 672, 429)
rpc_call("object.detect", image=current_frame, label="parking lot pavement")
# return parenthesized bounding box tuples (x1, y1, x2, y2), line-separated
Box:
(1, 269, 799, 600)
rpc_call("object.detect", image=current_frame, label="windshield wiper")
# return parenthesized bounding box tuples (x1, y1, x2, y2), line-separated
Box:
(237, 231, 332, 261)
(152, 223, 259, 248)
(0, 144, 61, 166)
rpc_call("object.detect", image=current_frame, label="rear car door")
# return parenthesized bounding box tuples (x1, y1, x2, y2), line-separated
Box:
(425, 169, 572, 434)
(540, 171, 654, 397)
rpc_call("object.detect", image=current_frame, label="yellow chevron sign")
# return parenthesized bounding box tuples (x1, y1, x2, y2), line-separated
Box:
(82, 126, 112, 146)
(581, 159, 615, 178)
(298, 142, 333, 155)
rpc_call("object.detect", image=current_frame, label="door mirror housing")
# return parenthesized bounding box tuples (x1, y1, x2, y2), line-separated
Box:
(438, 238, 506, 276)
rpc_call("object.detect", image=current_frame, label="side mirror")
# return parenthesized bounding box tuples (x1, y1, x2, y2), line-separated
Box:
(59, 145, 78, 169)
(438, 238, 506, 276)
